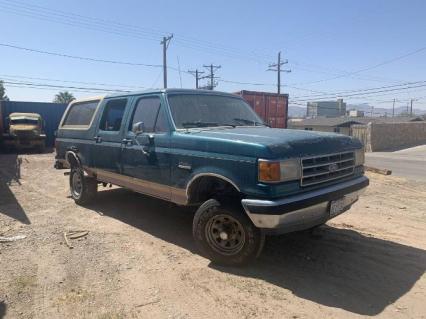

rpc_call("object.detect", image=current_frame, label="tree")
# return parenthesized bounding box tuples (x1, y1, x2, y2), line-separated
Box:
(53, 91, 75, 104)
(0, 80, 9, 101)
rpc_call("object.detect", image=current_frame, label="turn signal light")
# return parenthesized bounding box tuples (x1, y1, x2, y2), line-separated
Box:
(258, 160, 281, 182)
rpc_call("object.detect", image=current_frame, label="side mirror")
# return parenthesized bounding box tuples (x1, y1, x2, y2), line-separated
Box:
(132, 121, 145, 135)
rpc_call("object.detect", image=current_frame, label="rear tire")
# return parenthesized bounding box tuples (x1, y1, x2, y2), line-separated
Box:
(69, 168, 97, 205)
(193, 199, 265, 266)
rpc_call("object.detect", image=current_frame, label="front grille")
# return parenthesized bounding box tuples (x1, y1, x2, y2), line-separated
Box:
(15, 131, 35, 138)
(301, 151, 355, 187)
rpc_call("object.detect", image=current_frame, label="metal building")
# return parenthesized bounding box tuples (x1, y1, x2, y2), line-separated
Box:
(307, 99, 346, 118)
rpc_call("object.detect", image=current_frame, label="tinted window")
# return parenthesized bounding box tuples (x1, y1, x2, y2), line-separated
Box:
(167, 94, 264, 129)
(130, 97, 167, 133)
(63, 100, 99, 126)
(99, 99, 127, 131)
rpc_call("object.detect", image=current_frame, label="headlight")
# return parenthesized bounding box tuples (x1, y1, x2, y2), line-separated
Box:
(258, 159, 301, 183)
(354, 148, 365, 166)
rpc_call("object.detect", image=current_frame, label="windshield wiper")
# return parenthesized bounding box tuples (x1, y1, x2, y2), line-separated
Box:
(233, 118, 268, 127)
(181, 121, 219, 128)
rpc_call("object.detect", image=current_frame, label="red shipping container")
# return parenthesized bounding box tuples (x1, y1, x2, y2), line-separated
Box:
(234, 90, 288, 128)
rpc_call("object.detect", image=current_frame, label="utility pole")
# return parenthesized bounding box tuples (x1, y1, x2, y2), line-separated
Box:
(410, 98, 414, 116)
(188, 69, 205, 89)
(161, 34, 173, 88)
(267, 51, 291, 94)
(202, 64, 221, 90)
(392, 98, 395, 117)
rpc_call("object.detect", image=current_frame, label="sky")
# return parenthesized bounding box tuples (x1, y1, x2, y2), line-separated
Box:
(1, 0, 426, 111)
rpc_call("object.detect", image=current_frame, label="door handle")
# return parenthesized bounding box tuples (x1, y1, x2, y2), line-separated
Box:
(141, 146, 150, 156)
(122, 138, 133, 146)
(94, 136, 102, 143)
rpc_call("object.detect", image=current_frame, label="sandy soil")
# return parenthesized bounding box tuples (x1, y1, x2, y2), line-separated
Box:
(0, 152, 425, 319)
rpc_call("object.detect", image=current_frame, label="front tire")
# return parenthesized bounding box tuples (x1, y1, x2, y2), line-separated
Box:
(193, 199, 265, 266)
(69, 168, 97, 205)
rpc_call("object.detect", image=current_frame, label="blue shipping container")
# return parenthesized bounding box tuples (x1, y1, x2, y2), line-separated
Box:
(0, 101, 68, 146)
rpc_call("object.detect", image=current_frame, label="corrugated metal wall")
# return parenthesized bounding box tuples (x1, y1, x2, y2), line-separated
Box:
(0, 101, 68, 146)
(234, 90, 289, 128)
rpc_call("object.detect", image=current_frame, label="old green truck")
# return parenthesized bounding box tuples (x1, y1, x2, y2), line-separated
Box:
(55, 89, 368, 266)
(3, 112, 46, 152)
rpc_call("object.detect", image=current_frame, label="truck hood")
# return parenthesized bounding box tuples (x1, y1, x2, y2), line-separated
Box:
(177, 127, 362, 158)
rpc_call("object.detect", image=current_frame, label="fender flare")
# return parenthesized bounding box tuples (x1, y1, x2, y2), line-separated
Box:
(185, 173, 241, 202)
(65, 150, 81, 169)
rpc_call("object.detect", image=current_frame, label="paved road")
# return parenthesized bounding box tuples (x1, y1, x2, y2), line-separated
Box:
(365, 145, 426, 182)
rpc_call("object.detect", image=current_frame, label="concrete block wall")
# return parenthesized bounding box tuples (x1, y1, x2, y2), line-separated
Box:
(368, 122, 426, 151)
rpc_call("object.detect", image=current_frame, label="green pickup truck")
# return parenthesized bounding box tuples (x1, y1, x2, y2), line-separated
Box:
(55, 89, 368, 265)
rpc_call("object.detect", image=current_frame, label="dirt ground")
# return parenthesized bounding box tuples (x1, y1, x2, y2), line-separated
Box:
(0, 152, 425, 319)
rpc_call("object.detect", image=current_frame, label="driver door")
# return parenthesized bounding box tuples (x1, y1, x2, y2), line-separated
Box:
(120, 95, 171, 200)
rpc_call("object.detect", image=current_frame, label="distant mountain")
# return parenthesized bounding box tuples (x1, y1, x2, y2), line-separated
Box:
(288, 105, 306, 117)
(288, 103, 426, 118)
(347, 103, 426, 117)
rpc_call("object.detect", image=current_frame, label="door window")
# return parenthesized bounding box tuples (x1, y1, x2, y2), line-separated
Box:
(99, 99, 127, 132)
(130, 97, 168, 133)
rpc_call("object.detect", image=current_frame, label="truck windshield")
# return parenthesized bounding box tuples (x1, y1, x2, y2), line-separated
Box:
(10, 118, 38, 125)
(167, 94, 266, 129)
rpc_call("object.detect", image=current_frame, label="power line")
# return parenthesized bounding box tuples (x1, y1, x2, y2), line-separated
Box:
(2, 80, 130, 93)
(0, 42, 164, 68)
(291, 80, 426, 101)
(0, 0, 273, 63)
(292, 83, 426, 103)
(2, 0, 425, 87)
(0, 73, 144, 89)
(291, 46, 426, 86)
(292, 80, 426, 100)
(3, 42, 426, 103)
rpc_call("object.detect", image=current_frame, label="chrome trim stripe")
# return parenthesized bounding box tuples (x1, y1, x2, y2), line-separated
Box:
(301, 150, 354, 161)
(302, 158, 354, 170)
(93, 169, 186, 203)
(301, 171, 355, 187)
(303, 166, 354, 178)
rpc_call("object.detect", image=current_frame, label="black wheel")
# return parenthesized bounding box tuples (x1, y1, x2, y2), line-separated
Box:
(193, 199, 265, 266)
(69, 168, 97, 205)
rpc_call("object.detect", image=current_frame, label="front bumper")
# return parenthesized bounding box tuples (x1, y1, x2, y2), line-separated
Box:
(241, 176, 369, 234)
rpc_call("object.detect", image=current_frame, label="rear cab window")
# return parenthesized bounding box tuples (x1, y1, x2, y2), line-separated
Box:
(62, 100, 100, 128)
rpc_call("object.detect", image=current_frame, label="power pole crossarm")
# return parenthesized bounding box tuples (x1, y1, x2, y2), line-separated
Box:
(188, 69, 205, 89)
(267, 51, 290, 95)
(161, 34, 173, 89)
(202, 64, 221, 90)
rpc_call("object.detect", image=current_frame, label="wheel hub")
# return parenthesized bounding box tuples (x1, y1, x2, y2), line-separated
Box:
(205, 214, 246, 255)
(219, 231, 229, 240)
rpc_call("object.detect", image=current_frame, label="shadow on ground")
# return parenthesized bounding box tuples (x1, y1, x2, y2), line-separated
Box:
(0, 153, 30, 224)
(90, 188, 425, 316)
(0, 301, 6, 319)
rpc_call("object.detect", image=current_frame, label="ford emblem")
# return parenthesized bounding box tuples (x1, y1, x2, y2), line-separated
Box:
(329, 163, 339, 172)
